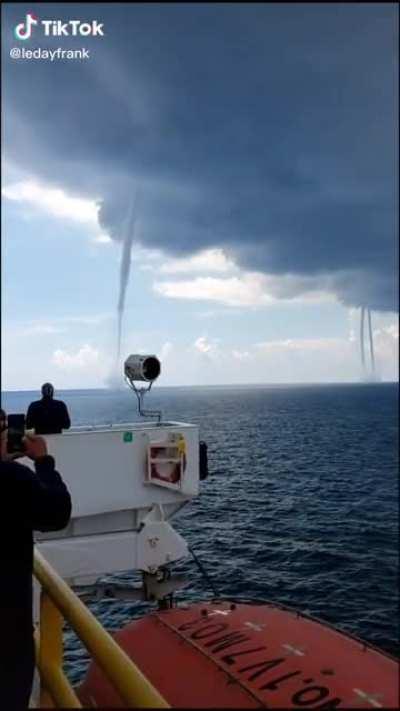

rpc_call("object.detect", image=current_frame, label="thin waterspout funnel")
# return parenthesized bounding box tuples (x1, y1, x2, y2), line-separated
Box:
(360, 306, 366, 371)
(117, 195, 137, 363)
(367, 308, 375, 374)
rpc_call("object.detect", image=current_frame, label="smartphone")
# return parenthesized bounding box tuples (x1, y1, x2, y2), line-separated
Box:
(7, 413, 26, 454)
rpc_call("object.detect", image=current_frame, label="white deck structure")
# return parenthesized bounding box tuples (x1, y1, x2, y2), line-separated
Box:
(23, 421, 200, 584)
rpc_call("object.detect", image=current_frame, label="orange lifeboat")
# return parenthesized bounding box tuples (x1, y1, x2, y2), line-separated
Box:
(78, 600, 399, 708)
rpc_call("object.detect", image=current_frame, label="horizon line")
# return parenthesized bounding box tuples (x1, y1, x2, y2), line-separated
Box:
(2, 379, 398, 394)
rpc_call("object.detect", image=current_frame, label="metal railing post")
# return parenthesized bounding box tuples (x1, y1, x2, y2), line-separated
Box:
(36, 590, 82, 708)
(33, 549, 169, 708)
(40, 592, 61, 708)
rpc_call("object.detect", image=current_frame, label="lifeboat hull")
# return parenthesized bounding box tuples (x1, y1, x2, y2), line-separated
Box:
(78, 600, 399, 708)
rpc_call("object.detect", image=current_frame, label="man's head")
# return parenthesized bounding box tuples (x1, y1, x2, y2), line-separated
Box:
(41, 383, 54, 399)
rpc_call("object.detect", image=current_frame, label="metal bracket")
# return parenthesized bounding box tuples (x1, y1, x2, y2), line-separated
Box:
(73, 582, 145, 603)
(124, 377, 162, 423)
(143, 570, 187, 602)
(73, 569, 187, 604)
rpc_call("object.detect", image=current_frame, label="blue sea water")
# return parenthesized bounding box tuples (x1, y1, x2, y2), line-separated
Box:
(2, 383, 399, 682)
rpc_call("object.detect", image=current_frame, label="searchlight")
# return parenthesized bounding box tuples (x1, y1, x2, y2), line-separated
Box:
(124, 354, 162, 423)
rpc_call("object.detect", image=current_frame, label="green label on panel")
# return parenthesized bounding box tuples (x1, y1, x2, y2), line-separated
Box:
(123, 432, 133, 443)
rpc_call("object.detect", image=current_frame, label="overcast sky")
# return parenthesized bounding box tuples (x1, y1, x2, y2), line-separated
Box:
(2, 3, 398, 390)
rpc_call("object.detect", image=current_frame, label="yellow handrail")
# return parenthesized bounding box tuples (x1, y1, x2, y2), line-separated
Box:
(34, 629, 82, 708)
(34, 588, 82, 708)
(34, 548, 169, 708)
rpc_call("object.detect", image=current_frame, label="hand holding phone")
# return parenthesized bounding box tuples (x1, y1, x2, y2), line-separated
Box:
(22, 433, 48, 461)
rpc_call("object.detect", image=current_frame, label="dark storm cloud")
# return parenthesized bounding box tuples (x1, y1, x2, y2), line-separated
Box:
(2, 3, 398, 311)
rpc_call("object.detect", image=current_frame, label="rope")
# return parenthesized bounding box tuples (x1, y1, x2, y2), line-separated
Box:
(188, 546, 220, 599)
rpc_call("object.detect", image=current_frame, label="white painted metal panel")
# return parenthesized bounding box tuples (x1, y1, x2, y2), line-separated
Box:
(26, 422, 200, 577)
(37, 531, 139, 582)
(21, 422, 199, 520)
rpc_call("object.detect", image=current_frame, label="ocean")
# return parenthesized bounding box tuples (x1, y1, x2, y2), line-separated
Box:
(2, 383, 399, 682)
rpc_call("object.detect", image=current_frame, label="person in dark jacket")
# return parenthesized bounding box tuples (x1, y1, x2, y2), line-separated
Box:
(26, 382, 71, 434)
(0, 407, 72, 710)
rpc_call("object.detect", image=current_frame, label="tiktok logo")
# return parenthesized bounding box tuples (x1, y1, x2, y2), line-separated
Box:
(14, 13, 38, 40)
(13, 13, 105, 40)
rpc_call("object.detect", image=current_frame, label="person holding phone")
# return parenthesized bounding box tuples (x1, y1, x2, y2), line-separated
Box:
(26, 382, 71, 434)
(0, 407, 72, 710)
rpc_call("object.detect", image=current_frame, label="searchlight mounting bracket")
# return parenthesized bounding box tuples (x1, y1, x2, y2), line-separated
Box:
(125, 378, 162, 424)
